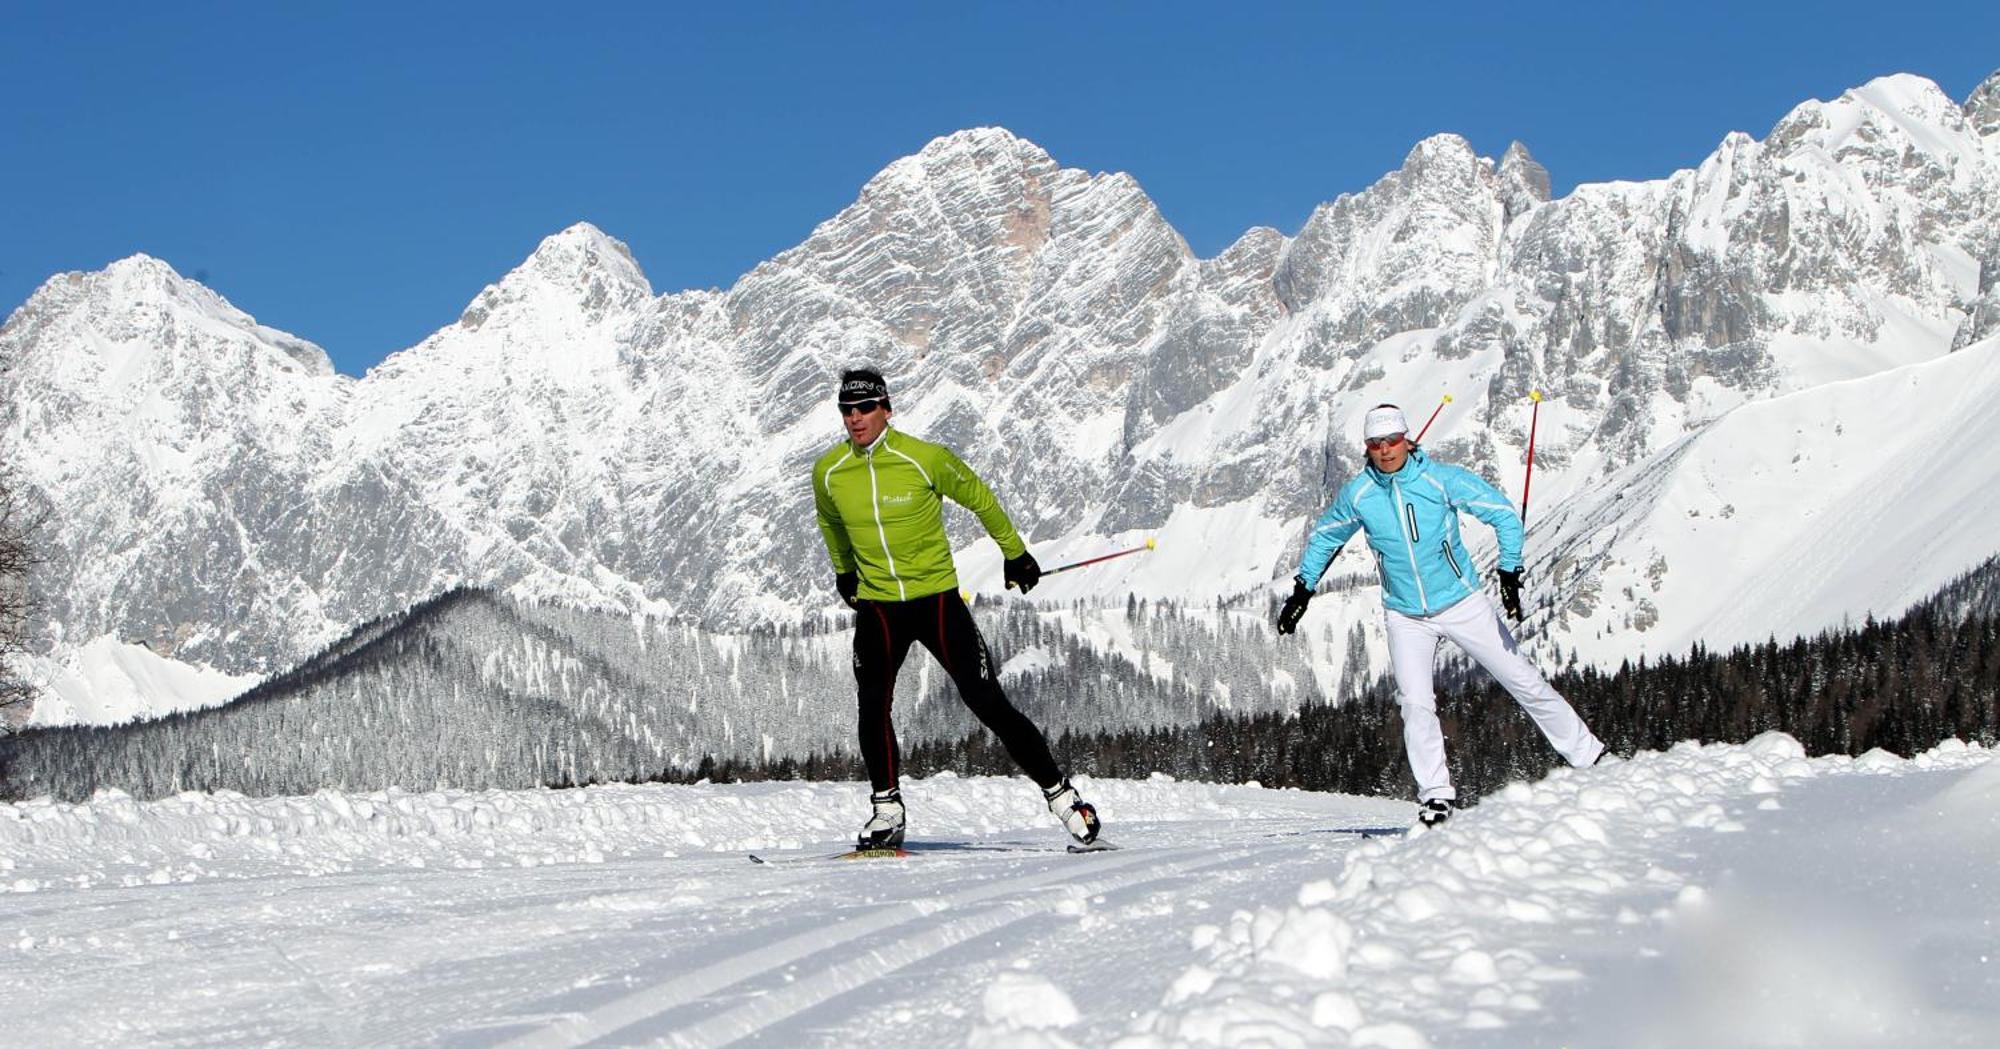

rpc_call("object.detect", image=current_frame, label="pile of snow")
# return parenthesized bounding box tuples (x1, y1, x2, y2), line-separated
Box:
(1094, 734, 1993, 1048)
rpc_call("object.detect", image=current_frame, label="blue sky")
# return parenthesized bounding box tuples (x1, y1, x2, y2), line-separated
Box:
(3, 3, 1994, 377)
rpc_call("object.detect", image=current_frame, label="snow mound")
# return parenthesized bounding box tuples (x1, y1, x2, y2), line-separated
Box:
(1923, 754, 2000, 838)
(969, 971, 1083, 1049)
(1124, 735, 1993, 1042)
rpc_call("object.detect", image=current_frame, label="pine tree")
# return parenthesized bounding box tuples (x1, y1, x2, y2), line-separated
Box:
(0, 471, 42, 731)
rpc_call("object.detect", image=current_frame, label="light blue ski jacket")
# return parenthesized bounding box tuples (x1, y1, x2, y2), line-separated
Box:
(1295, 449, 1523, 617)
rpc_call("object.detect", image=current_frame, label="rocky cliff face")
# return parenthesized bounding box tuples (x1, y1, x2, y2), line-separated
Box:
(5, 73, 1998, 716)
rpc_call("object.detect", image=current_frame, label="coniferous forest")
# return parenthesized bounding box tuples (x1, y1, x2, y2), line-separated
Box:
(0, 587, 1321, 800)
(685, 556, 2000, 801)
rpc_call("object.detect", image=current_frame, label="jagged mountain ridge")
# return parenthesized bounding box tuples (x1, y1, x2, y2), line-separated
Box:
(4, 73, 1998, 721)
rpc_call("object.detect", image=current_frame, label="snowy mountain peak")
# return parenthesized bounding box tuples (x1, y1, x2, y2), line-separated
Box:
(101, 252, 193, 294)
(452, 222, 653, 333)
(1399, 133, 1482, 180)
(516, 222, 651, 293)
(860, 126, 1072, 214)
(1967, 69, 2000, 138)
(2, 253, 333, 378)
(914, 126, 1053, 168)
(1856, 71, 1961, 105)
(95, 253, 256, 326)
(1498, 140, 1545, 179)
(744, 126, 1126, 383)
(1854, 73, 1984, 148)
(1497, 140, 1552, 220)
(1770, 73, 1985, 167)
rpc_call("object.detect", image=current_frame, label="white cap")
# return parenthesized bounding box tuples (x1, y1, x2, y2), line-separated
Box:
(1363, 405, 1410, 441)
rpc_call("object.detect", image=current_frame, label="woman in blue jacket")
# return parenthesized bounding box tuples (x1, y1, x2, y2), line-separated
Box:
(1277, 404, 1605, 826)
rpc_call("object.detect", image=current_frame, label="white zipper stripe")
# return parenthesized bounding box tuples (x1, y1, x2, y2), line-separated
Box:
(882, 444, 933, 488)
(821, 450, 855, 499)
(865, 455, 906, 600)
(1434, 470, 1514, 513)
(1311, 499, 1358, 537)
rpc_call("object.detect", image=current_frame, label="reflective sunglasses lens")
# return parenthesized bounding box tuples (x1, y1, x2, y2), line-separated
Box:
(840, 399, 883, 416)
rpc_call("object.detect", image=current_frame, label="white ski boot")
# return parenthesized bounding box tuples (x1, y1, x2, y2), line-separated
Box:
(857, 788, 906, 850)
(1043, 778, 1101, 845)
(1416, 798, 1455, 828)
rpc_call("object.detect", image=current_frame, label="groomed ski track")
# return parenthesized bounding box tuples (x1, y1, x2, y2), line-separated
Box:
(2, 780, 1411, 1048)
(495, 835, 1273, 1048)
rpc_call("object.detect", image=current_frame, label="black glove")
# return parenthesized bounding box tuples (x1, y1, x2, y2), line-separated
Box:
(1003, 551, 1042, 594)
(835, 571, 859, 609)
(1276, 577, 1312, 635)
(1498, 567, 1524, 622)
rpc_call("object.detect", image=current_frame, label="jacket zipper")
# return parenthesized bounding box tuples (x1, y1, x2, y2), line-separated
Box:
(1441, 540, 1465, 582)
(1391, 479, 1430, 613)
(864, 443, 906, 600)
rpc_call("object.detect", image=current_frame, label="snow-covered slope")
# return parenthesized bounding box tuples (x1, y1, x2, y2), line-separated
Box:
(0, 255, 346, 667)
(1532, 333, 2000, 663)
(21, 638, 258, 727)
(0, 736, 1990, 1045)
(5, 72, 1999, 723)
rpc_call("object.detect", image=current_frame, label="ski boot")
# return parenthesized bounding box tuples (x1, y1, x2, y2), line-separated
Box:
(1416, 798, 1456, 828)
(1043, 777, 1101, 845)
(857, 788, 906, 850)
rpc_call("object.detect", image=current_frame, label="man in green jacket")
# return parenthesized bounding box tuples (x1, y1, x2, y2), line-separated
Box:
(813, 368, 1101, 850)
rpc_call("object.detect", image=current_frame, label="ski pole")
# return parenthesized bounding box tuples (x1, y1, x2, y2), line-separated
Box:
(1006, 538, 1157, 588)
(1045, 536, 1157, 577)
(1413, 394, 1452, 443)
(1521, 390, 1542, 527)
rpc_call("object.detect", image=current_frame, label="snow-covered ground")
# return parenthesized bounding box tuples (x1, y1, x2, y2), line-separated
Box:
(2, 736, 1992, 1047)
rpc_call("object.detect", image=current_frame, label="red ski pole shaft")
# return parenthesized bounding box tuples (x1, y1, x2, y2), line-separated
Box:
(1413, 394, 1452, 443)
(1521, 390, 1542, 528)
(1045, 539, 1156, 576)
(1006, 539, 1157, 588)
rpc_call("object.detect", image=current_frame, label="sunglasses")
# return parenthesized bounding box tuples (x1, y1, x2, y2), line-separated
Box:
(839, 399, 886, 416)
(1364, 433, 1407, 450)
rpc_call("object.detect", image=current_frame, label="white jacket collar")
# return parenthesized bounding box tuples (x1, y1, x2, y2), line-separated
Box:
(855, 425, 894, 455)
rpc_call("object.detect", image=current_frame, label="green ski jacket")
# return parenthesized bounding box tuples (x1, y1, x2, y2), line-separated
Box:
(813, 427, 1026, 602)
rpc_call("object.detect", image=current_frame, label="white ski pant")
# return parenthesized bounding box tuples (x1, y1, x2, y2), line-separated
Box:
(1385, 593, 1604, 802)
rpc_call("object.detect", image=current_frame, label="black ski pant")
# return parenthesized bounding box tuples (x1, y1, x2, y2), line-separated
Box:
(852, 590, 1062, 794)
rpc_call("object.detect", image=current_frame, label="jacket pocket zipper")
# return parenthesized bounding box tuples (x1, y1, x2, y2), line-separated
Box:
(1441, 541, 1464, 581)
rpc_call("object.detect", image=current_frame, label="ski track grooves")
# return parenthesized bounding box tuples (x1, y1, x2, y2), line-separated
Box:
(493, 843, 1247, 1049)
